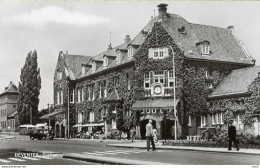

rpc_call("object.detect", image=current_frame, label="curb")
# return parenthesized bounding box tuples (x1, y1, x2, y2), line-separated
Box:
(63, 154, 169, 165)
(0, 136, 16, 140)
(106, 144, 260, 156)
(63, 155, 129, 165)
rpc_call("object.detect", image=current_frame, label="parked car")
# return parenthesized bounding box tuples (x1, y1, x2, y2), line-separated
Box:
(29, 130, 47, 140)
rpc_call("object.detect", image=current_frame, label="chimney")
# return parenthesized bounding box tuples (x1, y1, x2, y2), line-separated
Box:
(10, 81, 13, 85)
(157, 3, 168, 18)
(228, 25, 234, 30)
(107, 43, 112, 50)
(124, 35, 131, 43)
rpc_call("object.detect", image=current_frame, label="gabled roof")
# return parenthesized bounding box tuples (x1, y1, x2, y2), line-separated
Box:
(103, 89, 121, 103)
(0, 82, 18, 96)
(209, 65, 260, 98)
(66, 8, 255, 81)
(63, 54, 92, 80)
(161, 14, 255, 65)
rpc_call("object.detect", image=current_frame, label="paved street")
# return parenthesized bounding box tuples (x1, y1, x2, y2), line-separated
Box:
(1, 135, 260, 165)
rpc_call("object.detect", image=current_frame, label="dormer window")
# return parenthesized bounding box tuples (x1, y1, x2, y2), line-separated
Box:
(103, 57, 108, 67)
(128, 47, 133, 58)
(92, 62, 96, 72)
(202, 44, 210, 55)
(81, 66, 86, 76)
(117, 53, 122, 63)
(196, 40, 210, 55)
(57, 71, 62, 80)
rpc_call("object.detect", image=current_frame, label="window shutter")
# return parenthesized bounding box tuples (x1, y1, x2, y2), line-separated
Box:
(148, 48, 153, 59)
(163, 47, 169, 57)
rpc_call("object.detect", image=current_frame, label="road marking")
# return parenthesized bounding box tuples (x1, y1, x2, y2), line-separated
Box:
(0, 159, 11, 163)
(22, 157, 40, 161)
(8, 158, 26, 162)
(82, 152, 104, 156)
(70, 153, 81, 155)
(92, 150, 145, 155)
(34, 156, 54, 160)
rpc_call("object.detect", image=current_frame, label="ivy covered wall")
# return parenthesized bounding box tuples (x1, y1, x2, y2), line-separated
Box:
(210, 73, 260, 129)
(74, 64, 136, 131)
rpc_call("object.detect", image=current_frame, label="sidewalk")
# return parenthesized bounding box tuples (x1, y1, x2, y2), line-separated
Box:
(106, 141, 260, 156)
(0, 135, 16, 140)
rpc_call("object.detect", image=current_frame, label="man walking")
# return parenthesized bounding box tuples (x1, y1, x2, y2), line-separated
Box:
(146, 119, 156, 151)
(130, 127, 136, 143)
(228, 121, 239, 151)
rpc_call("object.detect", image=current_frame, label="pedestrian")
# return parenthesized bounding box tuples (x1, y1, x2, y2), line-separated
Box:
(215, 124, 221, 137)
(130, 127, 136, 143)
(153, 128, 158, 143)
(146, 119, 156, 151)
(228, 121, 239, 151)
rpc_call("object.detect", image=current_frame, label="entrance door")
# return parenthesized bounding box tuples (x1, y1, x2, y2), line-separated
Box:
(140, 119, 156, 140)
(196, 116, 201, 134)
(55, 124, 60, 138)
(161, 119, 175, 139)
(61, 124, 65, 138)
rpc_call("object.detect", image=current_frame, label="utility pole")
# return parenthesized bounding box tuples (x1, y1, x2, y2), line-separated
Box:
(48, 103, 50, 131)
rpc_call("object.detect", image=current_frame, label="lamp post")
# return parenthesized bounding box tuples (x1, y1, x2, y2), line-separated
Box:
(167, 45, 177, 140)
(66, 80, 70, 139)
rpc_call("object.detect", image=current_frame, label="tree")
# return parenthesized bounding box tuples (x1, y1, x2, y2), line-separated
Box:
(17, 50, 41, 125)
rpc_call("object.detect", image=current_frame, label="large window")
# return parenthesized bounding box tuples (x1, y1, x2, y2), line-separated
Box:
(143, 70, 174, 88)
(148, 47, 169, 59)
(78, 113, 83, 123)
(70, 89, 74, 103)
(188, 116, 192, 126)
(89, 112, 95, 122)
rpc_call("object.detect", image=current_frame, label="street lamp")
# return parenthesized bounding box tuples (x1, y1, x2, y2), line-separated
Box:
(66, 79, 70, 139)
(167, 45, 177, 141)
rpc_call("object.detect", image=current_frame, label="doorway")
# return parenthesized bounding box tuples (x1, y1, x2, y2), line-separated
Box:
(161, 119, 175, 139)
(196, 116, 201, 134)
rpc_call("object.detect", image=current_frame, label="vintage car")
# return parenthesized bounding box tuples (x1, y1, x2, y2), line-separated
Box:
(29, 130, 47, 140)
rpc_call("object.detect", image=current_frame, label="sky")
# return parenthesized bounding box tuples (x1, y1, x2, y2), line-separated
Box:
(1, 0, 260, 110)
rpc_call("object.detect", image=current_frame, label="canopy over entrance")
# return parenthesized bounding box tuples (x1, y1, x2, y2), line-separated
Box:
(39, 109, 64, 119)
(132, 98, 179, 110)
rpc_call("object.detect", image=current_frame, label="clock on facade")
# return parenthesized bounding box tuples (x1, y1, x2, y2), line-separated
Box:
(154, 86, 162, 94)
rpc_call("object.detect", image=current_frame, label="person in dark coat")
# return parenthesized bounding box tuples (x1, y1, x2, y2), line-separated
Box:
(146, 119, 156, 151)
(228, 121, 239, 151)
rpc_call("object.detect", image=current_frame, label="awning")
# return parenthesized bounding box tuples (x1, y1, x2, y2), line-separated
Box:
(73, 124, 83, 127)
(82, 123, 104, 127)
(39, 109, 64, 119)
(132, 98, 179, 110)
